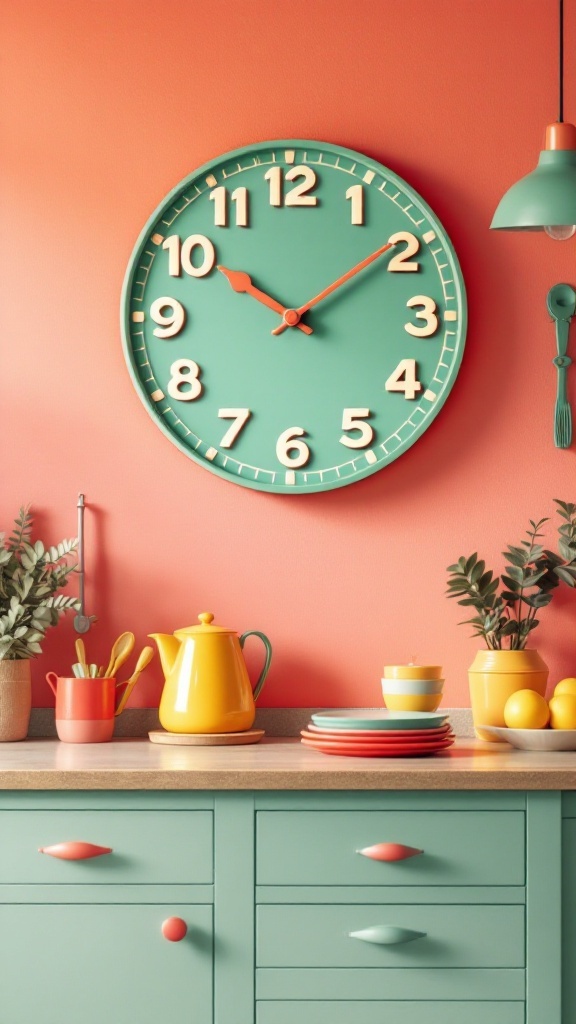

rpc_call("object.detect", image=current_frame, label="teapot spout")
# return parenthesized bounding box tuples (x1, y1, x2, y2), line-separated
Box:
(148, 633, 181, 680)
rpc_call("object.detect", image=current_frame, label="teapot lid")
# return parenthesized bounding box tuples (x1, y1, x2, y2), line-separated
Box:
(174, 612, 235, 637)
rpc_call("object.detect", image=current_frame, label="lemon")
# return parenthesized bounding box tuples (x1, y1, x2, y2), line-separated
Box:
(554, 678, 576, 697)
(549, 693, 576, 729)
(504, 689, 550, 729)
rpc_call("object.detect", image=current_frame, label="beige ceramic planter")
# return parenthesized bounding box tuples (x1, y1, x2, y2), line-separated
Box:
(0, 660, 31, 741)
(468, 649, 548, 741)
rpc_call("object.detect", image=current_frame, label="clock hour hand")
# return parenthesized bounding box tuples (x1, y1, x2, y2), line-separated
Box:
(218, 266, 313, 335)
(271, 241, 395, 336)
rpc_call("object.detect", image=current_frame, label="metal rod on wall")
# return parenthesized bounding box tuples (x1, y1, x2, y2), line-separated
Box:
(73, 493, 95, 634)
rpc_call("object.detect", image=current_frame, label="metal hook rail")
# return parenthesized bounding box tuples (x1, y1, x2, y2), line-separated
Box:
(73, 493, 96, 634)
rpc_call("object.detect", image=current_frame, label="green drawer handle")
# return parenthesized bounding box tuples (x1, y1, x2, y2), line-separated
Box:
(349, 925, 426, 945)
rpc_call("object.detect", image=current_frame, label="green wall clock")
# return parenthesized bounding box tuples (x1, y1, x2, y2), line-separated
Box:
(121, 139, 467, 493)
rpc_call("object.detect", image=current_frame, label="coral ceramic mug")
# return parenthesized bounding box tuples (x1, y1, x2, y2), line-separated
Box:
(46, 674, 117, 743)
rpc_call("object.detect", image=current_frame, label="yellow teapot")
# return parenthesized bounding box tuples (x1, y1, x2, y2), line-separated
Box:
(150, 612, 272, 734)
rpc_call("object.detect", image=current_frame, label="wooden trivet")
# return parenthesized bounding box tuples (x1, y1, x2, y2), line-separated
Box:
(148, 728, 265, 746)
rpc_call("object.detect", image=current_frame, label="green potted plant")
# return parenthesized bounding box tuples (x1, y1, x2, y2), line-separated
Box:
(446, 500, 576, 738)
(0, 506, 80, 741)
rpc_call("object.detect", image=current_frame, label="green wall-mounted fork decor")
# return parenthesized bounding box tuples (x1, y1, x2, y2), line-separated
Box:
(547, 283, 576, 448)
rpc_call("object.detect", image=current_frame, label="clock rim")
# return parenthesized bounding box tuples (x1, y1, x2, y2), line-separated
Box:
(120, 138, 468, 494)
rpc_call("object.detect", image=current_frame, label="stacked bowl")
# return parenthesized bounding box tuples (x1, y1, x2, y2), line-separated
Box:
(382, 665, 444, 712)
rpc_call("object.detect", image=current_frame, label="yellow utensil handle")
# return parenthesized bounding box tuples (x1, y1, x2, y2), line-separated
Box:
(75, 639, 87, 671)
(115, 676, 139, 717)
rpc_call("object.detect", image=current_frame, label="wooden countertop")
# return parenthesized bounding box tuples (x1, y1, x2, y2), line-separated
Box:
(0, 737, 576, 789)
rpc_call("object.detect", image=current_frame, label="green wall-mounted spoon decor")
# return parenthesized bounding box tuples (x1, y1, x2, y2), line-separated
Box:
(547, 283, 576, 448)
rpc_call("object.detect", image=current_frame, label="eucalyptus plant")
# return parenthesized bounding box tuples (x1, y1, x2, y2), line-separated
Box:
(0, 506, 80, 660)
(446, 500, 576, 651)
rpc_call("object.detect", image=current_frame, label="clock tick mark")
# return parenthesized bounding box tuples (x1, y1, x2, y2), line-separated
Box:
(423, 230, 436, 243)
(151, 233, 164, 245)
(285, 150, 295, 164)
(131, 312, 145, 323)
(423, 389, 437, 402)
(206, 174, 217, 187)
(364, 450, 378, 465)
(285, 471, 296, 485)
(205, 447, 218, 461)
(150, 389, 165, 402)
(363, 170, 375, 184)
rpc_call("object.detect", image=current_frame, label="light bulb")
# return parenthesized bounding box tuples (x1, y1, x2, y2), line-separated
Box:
(544, 224, 576, 240)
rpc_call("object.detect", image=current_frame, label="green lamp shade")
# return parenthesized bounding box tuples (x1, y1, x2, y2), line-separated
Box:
(491, 149, 576, 230)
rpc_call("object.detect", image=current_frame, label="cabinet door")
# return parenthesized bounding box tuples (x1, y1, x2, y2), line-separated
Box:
(0, 904, 212, 1024)
(564, 819, 576, 1023)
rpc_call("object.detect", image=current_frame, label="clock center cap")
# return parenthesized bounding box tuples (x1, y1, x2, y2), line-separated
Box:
(283, 309, 301, 327)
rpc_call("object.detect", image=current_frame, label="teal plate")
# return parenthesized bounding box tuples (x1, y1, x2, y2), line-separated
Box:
(311, 709, 449, 731)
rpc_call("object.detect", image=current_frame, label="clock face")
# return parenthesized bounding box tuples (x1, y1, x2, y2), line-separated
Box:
(121, 139, 467, 493)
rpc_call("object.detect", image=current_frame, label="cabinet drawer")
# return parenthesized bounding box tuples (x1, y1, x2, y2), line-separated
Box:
(0, 810, 212, 884)
(257, 1002, 525, 1024)
(256, 904, 525, 968)
(256, 810, 524, 886)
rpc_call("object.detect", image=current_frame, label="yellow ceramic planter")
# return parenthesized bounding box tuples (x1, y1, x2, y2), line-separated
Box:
(383, 692, 442, 712)
(468, 649, 548, 741)
(384, 664, 443, 680)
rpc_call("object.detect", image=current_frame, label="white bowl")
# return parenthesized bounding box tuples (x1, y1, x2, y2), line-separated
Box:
(480, 725, 576, 751)
(381, 678, 444, 695)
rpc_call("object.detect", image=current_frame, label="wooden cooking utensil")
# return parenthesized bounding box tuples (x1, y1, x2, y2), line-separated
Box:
(104, 631, 135, 679)
(114, 645, 154, 716)
(74, 638, 88, 677)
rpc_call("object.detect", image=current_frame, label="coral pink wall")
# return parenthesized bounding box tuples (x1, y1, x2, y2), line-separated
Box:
(3, 0, 576, 709)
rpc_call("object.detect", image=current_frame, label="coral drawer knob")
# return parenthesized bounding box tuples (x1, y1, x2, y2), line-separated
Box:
(162, 917, 188, 942)
(349, 924, 426, 945)
(38, 842, 112, 860)
(356, 842, 423, 862)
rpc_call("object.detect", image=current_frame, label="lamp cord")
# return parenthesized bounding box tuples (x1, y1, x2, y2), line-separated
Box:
(560, 0, 564, 122)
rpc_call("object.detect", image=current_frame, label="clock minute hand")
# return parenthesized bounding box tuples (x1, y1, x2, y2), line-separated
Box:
(217, 266, 313, 335)
(271, 241, 395, 336)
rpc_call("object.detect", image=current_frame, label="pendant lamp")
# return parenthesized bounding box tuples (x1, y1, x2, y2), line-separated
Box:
(491, 0, 576, 239)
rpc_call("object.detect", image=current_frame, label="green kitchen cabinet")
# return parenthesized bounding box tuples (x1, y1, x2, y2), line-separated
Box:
(0, 789, 566, 1023)
(256, 1003, 526, 1024)
(563, 795, 576, 1024)
(0, 904, 213, 1024)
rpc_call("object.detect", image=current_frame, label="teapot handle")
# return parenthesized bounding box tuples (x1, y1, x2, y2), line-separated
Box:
(239, 631, 272, 702)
